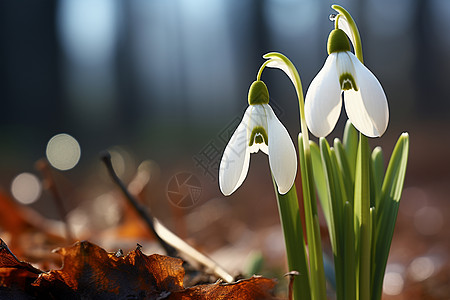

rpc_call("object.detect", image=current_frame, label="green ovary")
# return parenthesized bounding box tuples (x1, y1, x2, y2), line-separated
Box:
(248, 81, 270, 105)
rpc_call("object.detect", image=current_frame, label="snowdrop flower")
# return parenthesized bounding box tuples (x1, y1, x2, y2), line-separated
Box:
(305, 28, 389, 138)
(219, 80, 297, 196)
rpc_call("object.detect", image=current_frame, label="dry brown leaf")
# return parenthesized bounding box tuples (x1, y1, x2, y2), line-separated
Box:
(169, 276, 278, 300)
(33, 241, 185, 299)
(1, 239, 278, 299)
(0, 238, 42, 295)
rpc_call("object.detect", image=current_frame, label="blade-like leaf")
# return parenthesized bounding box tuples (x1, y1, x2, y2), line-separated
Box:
(319, 138, 344, 300)
(343, 202, 356, 300)
(371, 133, 409, 300)
(298, 133, 327, 300)
(334, 138, 354, 204)
(274, 182, 311, 300)
(354, 134, 371, 300)
(370, 147, 384, 208)
(319, 138, 338, 253)
(310, 141, 331, 230)
(343, 120, 358, 181)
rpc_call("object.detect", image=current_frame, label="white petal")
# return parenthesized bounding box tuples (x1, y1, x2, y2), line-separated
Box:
(336, 52, 357, 79)
(265, 105, 297, 194)
(305, 54, 342, 137)
(344, 54, 389, 137)
(219, 109, 251, 196)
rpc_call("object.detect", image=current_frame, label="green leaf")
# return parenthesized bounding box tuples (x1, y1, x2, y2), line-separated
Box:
(343, 120, 358, 181)
(274, 182, 311, 300)
(310, 141, 331, 230)
(319, 138, 344, 300)
(370, 147, 384, 208)
(354, 134, 371, 300)
(319, 138, 338, 253)
(344, 201, 356, 300)
(334, 138, 354, 205)
(298, 133, 327, 300)
(371, 133, 409, 300)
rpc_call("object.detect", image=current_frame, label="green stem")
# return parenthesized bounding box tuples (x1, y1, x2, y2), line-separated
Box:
(261, 53, 309, 146)
(273, 180, 311, 300)
(332, 5, 364, 63)
(262, 52, 327, 300)
(354, 134, 371, 300)
(257, 60, 271, 81)
(332, 6, 371, 299)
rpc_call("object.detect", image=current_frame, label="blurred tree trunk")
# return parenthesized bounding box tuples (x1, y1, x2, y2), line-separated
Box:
(414, 0, 446, 117)
(0, 0, 62, 130)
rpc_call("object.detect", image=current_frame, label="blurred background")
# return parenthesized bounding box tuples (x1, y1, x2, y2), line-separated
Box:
(1, 0, 449, 298)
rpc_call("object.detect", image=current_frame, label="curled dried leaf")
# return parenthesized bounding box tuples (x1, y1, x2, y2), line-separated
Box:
(1, 239, 278, 299)
(0, 238, 42, 294)
(33, 241, 185, 299)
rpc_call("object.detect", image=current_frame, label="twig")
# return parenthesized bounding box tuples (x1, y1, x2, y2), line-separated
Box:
(100, 151, 177, 257)
(100, 151, 235, 283)
(153, 217, 234, 283)
(35, 159, 74, 242)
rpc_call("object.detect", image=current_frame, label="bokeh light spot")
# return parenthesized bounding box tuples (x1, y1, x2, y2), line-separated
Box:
(46, 133, 81, 171)
(383, 272, 404, 296)
(408, 256, 436, 282)
(11, 173, 42, 205)
(414, 206, 444, 236)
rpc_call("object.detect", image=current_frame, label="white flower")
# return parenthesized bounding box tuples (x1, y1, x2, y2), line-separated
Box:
(305, 29, 389, 138)
(219, 81, 297, 196)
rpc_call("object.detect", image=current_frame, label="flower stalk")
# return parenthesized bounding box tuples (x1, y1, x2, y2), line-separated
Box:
(332, 6, 372, 299)
(261, 53, 327, 300)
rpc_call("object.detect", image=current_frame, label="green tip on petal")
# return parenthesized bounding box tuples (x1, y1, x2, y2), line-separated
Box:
(248, 80, 269, 105)
(327, 29, 351, 54)
(249, 126, 268, 147)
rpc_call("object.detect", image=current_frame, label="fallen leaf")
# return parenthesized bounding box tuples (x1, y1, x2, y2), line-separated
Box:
(0, 238, 42, 275)
(1, 239, 278, 299)
(169, 276, 278, 300)
(33, 241, 185, 299)
(0, 238, 42, 295)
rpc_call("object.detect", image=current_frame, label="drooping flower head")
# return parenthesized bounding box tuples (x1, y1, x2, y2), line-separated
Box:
(219, 80, 297, 196)
(305, 18, 389, 138)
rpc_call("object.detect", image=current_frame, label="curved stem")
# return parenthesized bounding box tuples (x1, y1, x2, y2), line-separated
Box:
(334, 14, 341, 30)
(256, 60, 271, 81)
(332, 4, 364, 63)
(261, 52, 309, 150)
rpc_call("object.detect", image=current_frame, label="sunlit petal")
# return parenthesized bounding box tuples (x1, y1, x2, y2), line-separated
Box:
(219, 110, 251, 196)
(265, 105, 297, 194)
(305, 53, 342, 137)
(344, 55, 389, 137)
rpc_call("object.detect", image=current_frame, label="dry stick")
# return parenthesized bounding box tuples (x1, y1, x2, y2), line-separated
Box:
(100, 151, 234, 283)
(131, 161, 236, 284)
(100, 151, 177, 257)
(35, 159, 74, 242)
